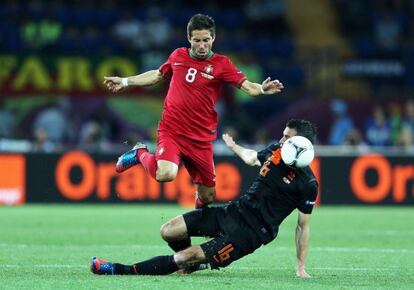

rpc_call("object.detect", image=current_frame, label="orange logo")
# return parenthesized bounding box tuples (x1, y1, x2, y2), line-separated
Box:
(0, 154, 26, 205)
(350, 154, 414, 203)
(213, 244, 234, 263)
(269, 148, 282, 165)
(54, 151, 241, 205)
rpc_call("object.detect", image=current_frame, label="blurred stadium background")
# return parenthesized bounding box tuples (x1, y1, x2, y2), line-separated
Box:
(0, 0, 413, 205)
(1, 0, 413, 151)
(1, 0, 413, 288)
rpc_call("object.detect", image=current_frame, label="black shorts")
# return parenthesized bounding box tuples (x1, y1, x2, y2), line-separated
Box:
(183, 205, 262, 269)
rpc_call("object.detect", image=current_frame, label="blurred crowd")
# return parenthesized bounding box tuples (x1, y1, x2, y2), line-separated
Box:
(1, 95, 413, 153)
(1, 0, 414, 152)
(3, 0, 413, 56)
(334, 0, 414, 58)
(328, 99, 414, 148)
(1, 0, 291, 56)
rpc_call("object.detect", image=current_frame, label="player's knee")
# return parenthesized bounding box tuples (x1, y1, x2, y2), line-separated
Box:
(160, 221, 174, 241)
(156, 168, 177, 182)
(198, 188, 216, 204)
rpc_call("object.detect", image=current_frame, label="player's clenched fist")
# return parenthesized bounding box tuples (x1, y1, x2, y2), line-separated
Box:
(103, 76, 126, 93)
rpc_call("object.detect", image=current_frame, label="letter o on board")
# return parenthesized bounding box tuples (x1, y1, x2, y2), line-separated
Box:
(350, 154, 391, 203)
(56, 151, 95, 200)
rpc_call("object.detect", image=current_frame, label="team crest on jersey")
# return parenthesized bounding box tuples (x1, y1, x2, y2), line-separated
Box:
(201, 64, 214, 80)
(204, 64, 213, 74)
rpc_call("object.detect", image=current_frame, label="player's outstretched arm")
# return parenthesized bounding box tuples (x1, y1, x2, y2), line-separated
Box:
(240, 77, 284, 97)
(222, 133, 261, 166)
(295, 211, 312, 278)
(103, 70, 164, 93)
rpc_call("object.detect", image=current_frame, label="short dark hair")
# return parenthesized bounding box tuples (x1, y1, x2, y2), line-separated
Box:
(187, 14, 215, 37)
(286, 119, 317, 144)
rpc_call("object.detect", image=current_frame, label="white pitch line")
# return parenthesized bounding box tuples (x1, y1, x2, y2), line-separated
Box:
(0, 243, 165, 249)
(0, 264, 402, 272)
(233, 266, 405, 271)
(0, 243, 413, 254)
(1, 264, 88, 269)
(319, 230, 414, 236)
(311, 246, 414, 254)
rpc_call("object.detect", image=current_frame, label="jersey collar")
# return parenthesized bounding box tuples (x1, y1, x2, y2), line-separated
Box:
(189, 49, 214, 60)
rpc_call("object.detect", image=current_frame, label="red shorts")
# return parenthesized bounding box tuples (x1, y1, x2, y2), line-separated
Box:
(156, 129, 215, 187)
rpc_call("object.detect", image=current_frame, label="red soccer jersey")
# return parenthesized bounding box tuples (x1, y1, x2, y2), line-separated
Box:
(158, 47, 247, 141)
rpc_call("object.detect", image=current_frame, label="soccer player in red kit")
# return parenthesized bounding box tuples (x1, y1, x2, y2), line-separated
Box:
(104, 14, 284, 208)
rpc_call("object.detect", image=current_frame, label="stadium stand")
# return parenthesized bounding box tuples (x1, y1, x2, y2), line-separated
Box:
(0, 0, 413, 151)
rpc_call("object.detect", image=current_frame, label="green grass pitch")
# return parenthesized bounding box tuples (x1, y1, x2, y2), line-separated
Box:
(1, 204, 413, 289)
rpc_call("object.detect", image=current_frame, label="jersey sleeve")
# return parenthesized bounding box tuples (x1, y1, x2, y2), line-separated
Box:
(297, 180, 318, 214)
(257, 143, 280, 164)
(159, 50, 177, 78)
(221, 57, 247, 88)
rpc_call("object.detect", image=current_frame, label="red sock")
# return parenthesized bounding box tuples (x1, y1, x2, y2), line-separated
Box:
(138, 149, 157, 179)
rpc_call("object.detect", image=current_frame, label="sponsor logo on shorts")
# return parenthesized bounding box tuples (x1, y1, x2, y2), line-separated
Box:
(213, 243, 234, 263)
(305, 200, 316, 205)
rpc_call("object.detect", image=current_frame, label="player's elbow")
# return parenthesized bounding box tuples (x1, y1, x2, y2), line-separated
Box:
(151, 76, 163, 85)
(148, 70, 164, 86)
(246, 157, 260, 166)
(243, 151, 259, 166)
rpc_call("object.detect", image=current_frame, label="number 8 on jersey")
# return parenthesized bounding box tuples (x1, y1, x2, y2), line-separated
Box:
(185, 68, 198, 83)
